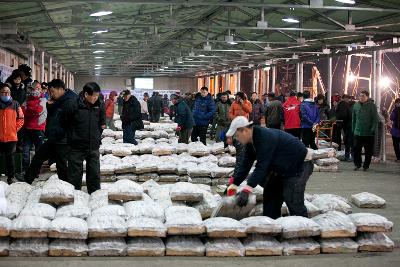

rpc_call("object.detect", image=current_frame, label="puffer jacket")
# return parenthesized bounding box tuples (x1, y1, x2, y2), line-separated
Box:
(229, 100, 252, 120)
(249, 99, 264, 125)
(22, 94, 47, 131)
(266, 100, 283, 127)
(192, 94, 215, 126)
(45, 89, 77, 144)
(215, 100, 231, 127)
(121, 95, 144, 130)
(300, 99, 320, 128)
(174, 99, 194, 129)
(65, 92, 106, 150)
(0, 99, 24, 142)
(283, 96, 301, 129)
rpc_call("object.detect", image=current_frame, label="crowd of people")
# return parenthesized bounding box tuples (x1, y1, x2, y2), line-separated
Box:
(1, 64, 399, 191)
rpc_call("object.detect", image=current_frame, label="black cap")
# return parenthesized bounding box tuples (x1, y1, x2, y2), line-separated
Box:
(122, 89, 131, 96)
(267, 92, 275, 97)
(47, 79, 65, 89)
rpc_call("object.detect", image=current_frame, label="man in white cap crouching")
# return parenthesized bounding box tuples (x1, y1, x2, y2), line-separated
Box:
(226, 116, 313, 219)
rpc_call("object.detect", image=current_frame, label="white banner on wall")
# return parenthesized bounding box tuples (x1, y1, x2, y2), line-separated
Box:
(132, 88, 180, 100)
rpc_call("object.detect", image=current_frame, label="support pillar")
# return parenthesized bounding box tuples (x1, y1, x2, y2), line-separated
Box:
(237, 72, 241, 93)
(296, 63, 300, 92)
(48, 57, 53, 81)
(40, 51, 45, 83)
(327, 57, 333, 107)
(376, 50, 382, 110)
(299, 62, 304, 93)
(28, 45, 36, 81)
(54, 63, 58, 79)
(271, 66, 276, 93)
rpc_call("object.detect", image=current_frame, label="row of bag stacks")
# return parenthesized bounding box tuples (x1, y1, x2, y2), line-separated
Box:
(307, 148, 340, 172)
(0, 178, 394, 257)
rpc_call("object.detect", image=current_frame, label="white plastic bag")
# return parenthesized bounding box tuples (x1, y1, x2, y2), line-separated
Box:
(127, 237, 165, 256)
(243, 235, 282, 256)
(191, 190, 220, 219)
(311, 194, 352, 214)
(20, 203, 56, 220)
(127, 217, 167, 237)
(135, 161, 158, 174)
(356, 232, 394, 252)
(282, 238, 321, 256)
(348, 213, 393, 232)
(48, 217, 88, 239)
(188, 142, 210, 157)
(108, 179, 144, 201)
(203, 217, 246, 238)
(240, 216, 282, 235)
(40, 177, 74, 205)
(311, 211, 356, 238)
(315, 157, 340, 166)
(87, 215, 127, 238)
(92, 205, 127, 220)
(124, 201, 165, 222)
(319, 238, 358, 254)
(165, 236, 205, 256)
(88, 237, 127, 256)
(148, 186, 173, 210)
(311, 148, 336, 159)
(0, 217, 11, 237)
(165, 206, 205, 235)
(205, 238, 245, 257)
(49, 239, 88, 256)
(275, 216, 320, 239)
(56, 205, 91, 220)
(9, 238, 48, 256)
(218, 156, 236, 167)
(11, 216, 50, 238)
(169, 182, 204, 202)
(351, 192, 386, 208)
(152, 143, 175, 156)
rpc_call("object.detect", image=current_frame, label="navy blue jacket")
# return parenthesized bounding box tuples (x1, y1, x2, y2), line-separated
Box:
(192, 94, 215, 126)
(300, 100, 320, 128)
(174, 99, 194, 129)
(233, 126, 307, 188)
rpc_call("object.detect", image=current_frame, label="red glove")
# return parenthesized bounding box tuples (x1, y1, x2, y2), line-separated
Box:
(227, 184, 238, 196)
(228, 176, 234, 185)
(176, 126, 182, 132)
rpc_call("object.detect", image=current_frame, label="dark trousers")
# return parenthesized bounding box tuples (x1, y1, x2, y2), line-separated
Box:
(332, 124, 342, 151)
(263, 161, 313, 219)
(68, 148, 100, 194)
(393, 136, 400, 160)
(151, 112, 160, 122)
(285, 128, 301, 139)
(353, 135, 374, 169)
(191, 125, 208, 145)
(24, 142, 69, 184)
(123, 124, 138, 145)
(302, 128, 318, 150)
(343, 126, 353, 158)
(178, 128, 192, 144)
(0, 141, 17, 179)
(141, 113, 149, 121)
(22, 129, 44, 171)
(16, 129, 25, 153)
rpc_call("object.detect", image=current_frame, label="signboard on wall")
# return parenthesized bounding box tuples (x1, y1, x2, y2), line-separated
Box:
(0, 64, 13, 83)
(132, 88, 180, 100)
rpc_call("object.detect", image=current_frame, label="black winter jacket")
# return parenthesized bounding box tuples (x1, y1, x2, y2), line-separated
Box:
(233, 126, 307, 188)
(45, 89, 77, 144)
(121, 95, 144, 130)
(174, 99, 194, 129)
(64, 92, 106, 150)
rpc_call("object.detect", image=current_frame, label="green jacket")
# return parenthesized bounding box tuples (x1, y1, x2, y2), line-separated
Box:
(352, 100, 378, 136)
(215, 101, 231, 127)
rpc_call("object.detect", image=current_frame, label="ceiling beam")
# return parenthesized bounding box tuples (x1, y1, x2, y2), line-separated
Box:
(0, 1, 399, 13)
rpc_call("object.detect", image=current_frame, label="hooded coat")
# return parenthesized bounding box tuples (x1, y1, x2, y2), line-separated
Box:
(300, 99, 320, 128)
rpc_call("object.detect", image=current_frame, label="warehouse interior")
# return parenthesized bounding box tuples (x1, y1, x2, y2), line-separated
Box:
(0, 0, 400, 266)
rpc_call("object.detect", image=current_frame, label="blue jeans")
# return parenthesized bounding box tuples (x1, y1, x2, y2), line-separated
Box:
(22, 129, 44, 171)
(123, 123, 138, 145)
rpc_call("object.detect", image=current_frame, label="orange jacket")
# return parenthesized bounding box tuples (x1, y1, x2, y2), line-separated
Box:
(105, 99, 115, 119)
(229, 100, 252, 120)
(0, 100, 24, 142)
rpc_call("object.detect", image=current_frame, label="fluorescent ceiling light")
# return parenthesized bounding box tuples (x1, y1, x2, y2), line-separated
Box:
(164, 66, 169, 69)
(90, 11, 113, 17)
(95, 64, 102, 67)
(379, 76, 391, 88)
(186, 58, 194, 61)
(91, 42, 106, 46)
(94, 56, 103, 59)
(198, 54, 206, 57)
(282, 17, 300, 23)
(92, 30, 108, 34)
(93, 50, 105, 54)
(335, 0, 355, 4)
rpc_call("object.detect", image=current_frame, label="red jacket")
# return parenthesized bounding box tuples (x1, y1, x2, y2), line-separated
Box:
(105, 91, 117, 119)
(0, 100, 24, 142)
(22, 95, 47, 131)
(283, 96, 301, 129)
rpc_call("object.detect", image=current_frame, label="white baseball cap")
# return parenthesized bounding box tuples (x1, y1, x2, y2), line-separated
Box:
(226, 116, 253, 137)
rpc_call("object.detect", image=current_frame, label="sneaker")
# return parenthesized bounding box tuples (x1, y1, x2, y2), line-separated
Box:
(353, 167, 360, 171)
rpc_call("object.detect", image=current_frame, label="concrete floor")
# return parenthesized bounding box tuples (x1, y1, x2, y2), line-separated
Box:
(1, 160, 399, 266)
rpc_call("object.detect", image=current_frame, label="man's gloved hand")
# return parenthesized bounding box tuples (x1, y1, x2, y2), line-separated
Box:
(176, 126, 182, 132)
(236, 185, 253, 207)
